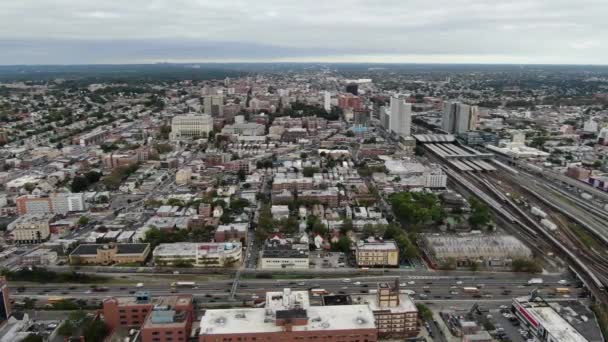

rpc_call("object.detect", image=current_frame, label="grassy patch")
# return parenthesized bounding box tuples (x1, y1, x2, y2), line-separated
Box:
(570, 224, 601, 250)
(1, 267, 107, 284)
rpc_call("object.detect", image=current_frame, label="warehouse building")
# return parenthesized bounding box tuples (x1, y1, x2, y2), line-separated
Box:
(420, 233, 532, 269)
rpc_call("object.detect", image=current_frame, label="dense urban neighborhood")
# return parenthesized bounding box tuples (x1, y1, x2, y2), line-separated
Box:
(0, 63, 607, 341)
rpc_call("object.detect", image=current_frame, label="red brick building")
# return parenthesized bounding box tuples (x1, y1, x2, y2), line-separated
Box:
(338, 94, 363, 110)
(103, 293, 194, 342)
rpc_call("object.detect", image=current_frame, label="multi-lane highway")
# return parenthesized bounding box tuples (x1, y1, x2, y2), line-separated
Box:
(11, 274, 584, 307)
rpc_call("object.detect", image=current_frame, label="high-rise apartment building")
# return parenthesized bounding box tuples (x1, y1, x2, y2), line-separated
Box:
(324, 91, 331, 111)
(203, 95, 224, 117)
(443, 101, 479, 134)
(388, 95, 412, 137)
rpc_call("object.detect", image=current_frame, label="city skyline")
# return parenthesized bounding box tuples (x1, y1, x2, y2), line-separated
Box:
(1, 0, 607, 65)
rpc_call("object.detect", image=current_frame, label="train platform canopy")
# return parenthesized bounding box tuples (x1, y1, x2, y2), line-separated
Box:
(413, 134, 456, 143)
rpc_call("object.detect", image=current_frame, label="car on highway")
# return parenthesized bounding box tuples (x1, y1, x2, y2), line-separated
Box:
(342, 278, 351, 283)
(407, 281, 415, 285)
(354, 281, 361, 286)
(297, 282, 306, 286)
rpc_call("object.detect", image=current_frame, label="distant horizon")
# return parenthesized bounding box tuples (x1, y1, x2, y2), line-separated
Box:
(2, 61, 608, 67)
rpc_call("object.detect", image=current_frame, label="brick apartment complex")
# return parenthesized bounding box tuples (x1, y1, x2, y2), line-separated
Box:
(103, 293, 194, 342)
(214, 223, 248, 243)
(338, 94, 363, 110)
(298, 189, 339, 207)
(272, 178, 314, 192)
(355, 240, 399, 267)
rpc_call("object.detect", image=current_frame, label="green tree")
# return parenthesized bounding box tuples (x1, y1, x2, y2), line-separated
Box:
(469, 262, 480, 272)
(345, 130, 355, 137)
(78, 216, 90, 226)
(57, 320, 76, 337)
(71, 176, 89, 192)
(306, 215, 328, 236)
(340, 218, 354, 234)
(21, 334, 43, 342)
(23, 183, 36, 193)
(229, 198, 250, 215)
(416, 303, 433, 321)
(468, 197, 492, 228)
(390, 192, 445, 226)
(256, 204, 274, 241)
(166, 198, 186, 207)
(82, 319, 109, 342)
(158, 125, 171, 139)
(303, 167, 319, 177)
(511, 258, 543, 273)
(84, 171, 102, 184)
(333, 236, 352, 253)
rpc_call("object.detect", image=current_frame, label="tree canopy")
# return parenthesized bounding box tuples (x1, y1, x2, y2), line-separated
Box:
(389, 192, 445, 226)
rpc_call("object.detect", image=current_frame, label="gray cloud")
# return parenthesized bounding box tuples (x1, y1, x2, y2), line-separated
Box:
(0, 0, 607, 64)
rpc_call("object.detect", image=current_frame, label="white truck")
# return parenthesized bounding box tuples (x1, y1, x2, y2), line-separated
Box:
(528, 278, 544, 285)
(531, 207, 548, 219)
(540, 219, 557, 231)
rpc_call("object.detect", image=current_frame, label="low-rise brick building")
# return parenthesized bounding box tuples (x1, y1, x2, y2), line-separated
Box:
(69, 243, 150, 265)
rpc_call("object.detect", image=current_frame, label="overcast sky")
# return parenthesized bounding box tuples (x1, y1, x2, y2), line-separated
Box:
(1, 0, 607, 65)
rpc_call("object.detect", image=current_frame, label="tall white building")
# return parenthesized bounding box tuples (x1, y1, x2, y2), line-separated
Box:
(583, 119, 599, 133)
(323, 91, 331, 112)
(388, 95, 412, 137)
(443, 101, 475, 134)
(170, 114, 213, 140)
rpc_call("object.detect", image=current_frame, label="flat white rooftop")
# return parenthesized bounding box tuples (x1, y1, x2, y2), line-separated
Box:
(199, 305, 375, 335)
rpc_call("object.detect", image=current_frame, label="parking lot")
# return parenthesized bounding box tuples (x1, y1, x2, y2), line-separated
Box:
(309, 251, 346, 269)
(492, 306, 527, 342)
